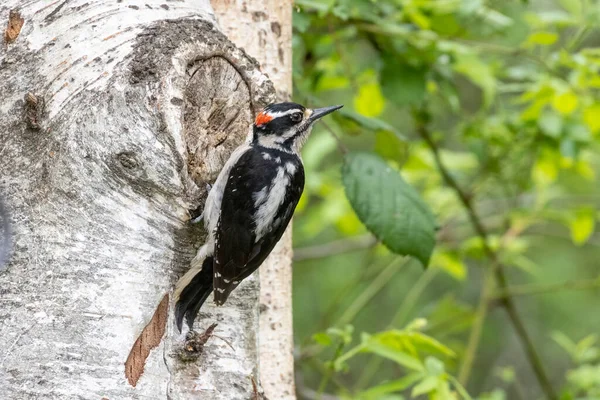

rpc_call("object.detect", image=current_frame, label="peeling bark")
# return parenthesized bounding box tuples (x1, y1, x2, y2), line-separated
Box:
(4, 10, 24, 43)
(0, 1, 278, 399)
(125, 294, 169, 387)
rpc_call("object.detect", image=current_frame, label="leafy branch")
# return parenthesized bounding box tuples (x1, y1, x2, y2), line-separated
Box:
(414, 109, 558, 400)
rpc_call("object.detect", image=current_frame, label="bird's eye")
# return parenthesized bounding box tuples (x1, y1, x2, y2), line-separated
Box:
(290, 112, 303, 123)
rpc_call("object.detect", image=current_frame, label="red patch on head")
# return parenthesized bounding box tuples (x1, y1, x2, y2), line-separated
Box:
(255, 112, 273, 126)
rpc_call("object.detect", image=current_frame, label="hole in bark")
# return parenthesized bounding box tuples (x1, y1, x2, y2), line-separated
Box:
(125, 293, 169, 387)
(184, 57, 253, 186)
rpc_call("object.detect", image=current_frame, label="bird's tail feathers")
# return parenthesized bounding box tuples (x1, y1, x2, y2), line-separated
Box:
(174, 245, 214, 332)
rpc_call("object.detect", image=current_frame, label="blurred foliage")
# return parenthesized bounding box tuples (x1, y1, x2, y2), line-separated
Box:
(291, 0, 600, 399)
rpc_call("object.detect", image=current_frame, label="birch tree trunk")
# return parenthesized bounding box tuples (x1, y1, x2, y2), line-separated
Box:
(0, 1, 290, 399)
(210, 2, 296, 399)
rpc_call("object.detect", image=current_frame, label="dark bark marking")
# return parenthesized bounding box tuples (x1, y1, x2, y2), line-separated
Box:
(170, 97, 183, 106)
(0, 194, 13, 272)
(23, 92, 45, 131)
(4, 10, 24, 43)
(252, 376, 268, 400)
(270, 22, 281, 37)
(44, 0, 68, 24)
(125, 293, 169, 387)
(252, 11, 268, 22)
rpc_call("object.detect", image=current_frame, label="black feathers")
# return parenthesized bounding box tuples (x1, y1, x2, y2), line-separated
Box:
(173, 101, 341, 331)
(175, 256, 214, 332)
(213, 148, 304, 305)
(263, 102, 305, 114)
(253, 102, 306, 138)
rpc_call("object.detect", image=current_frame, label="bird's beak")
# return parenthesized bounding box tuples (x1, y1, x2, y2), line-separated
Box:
(308, 105, 343, 123)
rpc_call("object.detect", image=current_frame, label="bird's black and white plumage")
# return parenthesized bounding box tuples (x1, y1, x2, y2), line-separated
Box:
(174, 102, 343, 331)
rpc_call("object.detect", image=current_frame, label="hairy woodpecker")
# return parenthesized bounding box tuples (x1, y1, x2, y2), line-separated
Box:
(174, 101, 343, 331)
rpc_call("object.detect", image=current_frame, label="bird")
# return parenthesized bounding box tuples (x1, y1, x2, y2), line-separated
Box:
(174, 101, 343, 332)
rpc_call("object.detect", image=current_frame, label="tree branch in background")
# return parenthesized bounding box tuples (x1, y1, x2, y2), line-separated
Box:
(414, 111, 558, 400)
(491, 276, 600, 299)
(294, 234, 377, 261)
(321, 121, 349, 155)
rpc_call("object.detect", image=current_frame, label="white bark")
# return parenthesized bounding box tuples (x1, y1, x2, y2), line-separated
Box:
(210, 2, 296, 399)
(0, 1, 277, 399)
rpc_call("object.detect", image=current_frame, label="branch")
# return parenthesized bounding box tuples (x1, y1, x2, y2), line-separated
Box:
(293, 234, 377, 261)
(414, 111, 558, 400)
(322, 121, 349, 155)
(491, 276, 600, 299)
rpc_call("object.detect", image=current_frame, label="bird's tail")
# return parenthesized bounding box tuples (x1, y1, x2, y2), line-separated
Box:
(174, 250, 214, 332)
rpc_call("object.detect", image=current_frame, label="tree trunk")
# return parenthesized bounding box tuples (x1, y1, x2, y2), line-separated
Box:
(0, 1, 288, 399)
(210, 2, 296, 399)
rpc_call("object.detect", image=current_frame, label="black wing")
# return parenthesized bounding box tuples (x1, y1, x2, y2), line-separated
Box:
(213, 149, 304, 305)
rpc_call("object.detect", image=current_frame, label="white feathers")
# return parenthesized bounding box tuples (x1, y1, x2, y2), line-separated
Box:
(285, 162, 296, 175)
(253, 166, 291, 242)
(264, 108, 303, 119)
(253, 187, 268, 205)
(174, 243, 210, 302)
(204, 145, 252, 238)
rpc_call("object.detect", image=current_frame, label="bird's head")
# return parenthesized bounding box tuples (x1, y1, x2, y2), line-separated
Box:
(252, 102, 343, 152)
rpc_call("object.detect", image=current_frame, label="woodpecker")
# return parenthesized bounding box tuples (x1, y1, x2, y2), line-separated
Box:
(174, 102, 343, 331)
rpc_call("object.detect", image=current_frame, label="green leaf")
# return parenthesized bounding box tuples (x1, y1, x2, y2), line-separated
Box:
(292, 11, 311, 33)
(339, 109, 407, 140)
(295, 0, 336, 15)
(538, 112, 563, 138)
(557, 0, 582, 16)
(569, 207, 596, 246)
(552, 91, 578, 115)
(365, 340, 425, 371)
(371, 329, 456, 358)
(431, 250, 467, 281)
(408, 332, 456, 358)
(411, 376, 438, 396)
(358, 373, 423, 399)
(354, 82, 386, 117)
(526, 31, 559, 46)
(583, 103, 600, 135)
(454, 54, 496, 108)
(425, 357, 445, 375)
(342, 153, 437, 266)
(316, 75, 350, 91)
(381, 58, 427, 106)
(551, 331, 577, 356)
(313, 332, 333, 346)
(375, 130, 408, 162)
